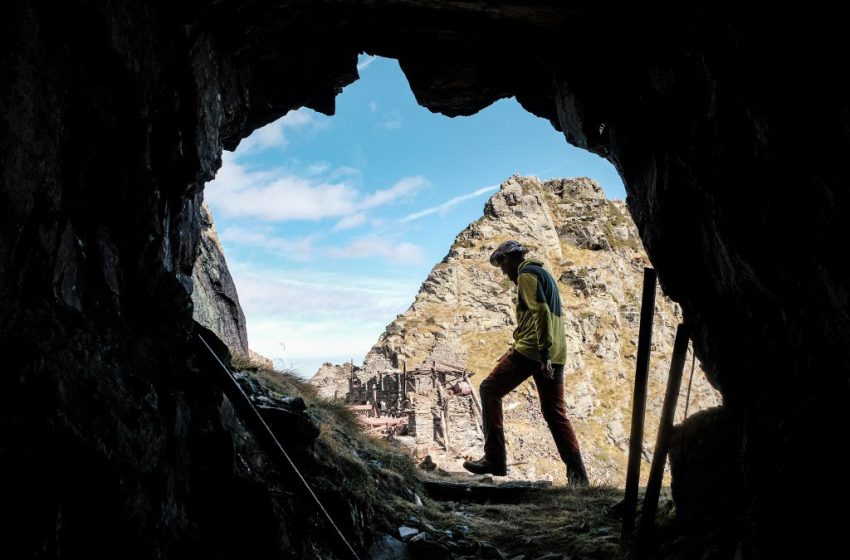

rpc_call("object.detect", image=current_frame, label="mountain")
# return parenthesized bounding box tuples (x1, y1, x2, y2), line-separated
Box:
(312, 175, 720, 485)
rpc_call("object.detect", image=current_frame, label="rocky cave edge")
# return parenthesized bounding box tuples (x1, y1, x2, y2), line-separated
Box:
(1, 1, 847, 558)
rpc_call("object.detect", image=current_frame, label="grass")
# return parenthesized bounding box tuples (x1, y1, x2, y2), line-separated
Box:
(228, 357, 423, 533)
(433, 483, 625, 559)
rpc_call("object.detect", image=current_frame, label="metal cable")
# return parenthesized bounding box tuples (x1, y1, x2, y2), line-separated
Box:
(197, 334, 362, 560)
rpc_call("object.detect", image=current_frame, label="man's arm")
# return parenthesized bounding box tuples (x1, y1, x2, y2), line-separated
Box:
(517, 273, 555, 378)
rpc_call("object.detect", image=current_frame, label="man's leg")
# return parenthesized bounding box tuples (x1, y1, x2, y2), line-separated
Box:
(534, 366, 589, 486)
(470, 352, 530, 473)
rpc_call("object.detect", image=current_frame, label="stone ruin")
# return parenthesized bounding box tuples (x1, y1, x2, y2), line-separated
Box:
(346, 360, 483, 459)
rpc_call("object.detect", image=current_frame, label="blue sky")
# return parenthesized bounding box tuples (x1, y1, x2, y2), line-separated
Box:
(204, 56, 625, 377)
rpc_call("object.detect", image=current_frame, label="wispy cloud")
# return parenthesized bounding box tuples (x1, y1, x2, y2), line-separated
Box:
(208, 166, 359, 221)
(222, 225, 425, 265)
(230, 263, 415, 320)
(206, 153, 428, 223)
(357, 55, 377, 72)
(333, 213, 367, 231)
(376, 109, 403, 130)
(236, 108, 325, 153)
(401, 184, 499, 222)
(220, 227, 317, 261)
(327, 235, 425, 264)
(358, 176, 428, 210)
(229, 261, 420, 375)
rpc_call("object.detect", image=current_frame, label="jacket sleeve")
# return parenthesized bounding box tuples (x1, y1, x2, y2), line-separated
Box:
(517, 272, 554, 362)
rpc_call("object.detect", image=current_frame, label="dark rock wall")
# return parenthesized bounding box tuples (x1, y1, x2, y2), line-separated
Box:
(2, 1, 848, 557)
(0, 2, 278, 557)
(192, 203, 249, 355)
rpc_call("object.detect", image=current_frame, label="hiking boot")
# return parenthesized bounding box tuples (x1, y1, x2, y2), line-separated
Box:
(462, 456, 507, 476)
(566, 452, 590, 487)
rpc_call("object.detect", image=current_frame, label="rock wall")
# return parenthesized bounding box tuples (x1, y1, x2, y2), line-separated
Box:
(2, 1, 849, 557)
(192, 203, 249, 355)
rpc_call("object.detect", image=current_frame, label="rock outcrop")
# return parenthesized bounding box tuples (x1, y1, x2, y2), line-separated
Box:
(192, 203, 249, 355)
(328, 176, 721, 485)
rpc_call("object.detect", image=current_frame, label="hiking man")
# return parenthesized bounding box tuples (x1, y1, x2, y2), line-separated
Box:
(463, 240, 590, 486)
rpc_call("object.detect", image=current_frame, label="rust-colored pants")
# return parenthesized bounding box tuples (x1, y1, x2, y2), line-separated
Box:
(480, 350, 581, 465)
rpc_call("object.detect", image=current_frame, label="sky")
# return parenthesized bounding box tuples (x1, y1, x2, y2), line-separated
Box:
(204, 55, 625, 377)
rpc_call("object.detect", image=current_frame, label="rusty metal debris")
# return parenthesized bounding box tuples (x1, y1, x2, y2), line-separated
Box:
(346, 360, 483, 453)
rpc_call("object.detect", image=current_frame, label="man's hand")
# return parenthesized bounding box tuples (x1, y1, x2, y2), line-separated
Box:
(540, 359, 554, 380)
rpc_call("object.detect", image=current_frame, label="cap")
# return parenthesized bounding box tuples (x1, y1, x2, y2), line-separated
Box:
(489, 240, 528, 266)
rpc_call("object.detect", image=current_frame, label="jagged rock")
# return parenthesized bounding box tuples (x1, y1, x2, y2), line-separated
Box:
(249, 350, 275, 369)
(192, 202, 249, 355)
(368, 534, 408, 560)
(310, 361, 359, 400)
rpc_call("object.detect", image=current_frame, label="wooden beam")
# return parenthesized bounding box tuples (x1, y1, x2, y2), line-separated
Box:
(621, 267, 657, 546)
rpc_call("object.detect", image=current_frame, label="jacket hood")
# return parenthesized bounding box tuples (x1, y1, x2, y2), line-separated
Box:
(519, 259, 544, 271)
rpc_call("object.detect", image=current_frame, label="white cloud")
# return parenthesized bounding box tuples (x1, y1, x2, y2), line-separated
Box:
(328, 235, 425, 264)
(236, 108, 325, 153)
(207, 153, 427, 224)
(329, 166, 362, 180)
(248, 318, 390, 377)
(357, 55, 377, 72)
(334, 213, 367, 231)
(230, 263, 420, 376)
(401, 184, 499, 222)
(305, 162, 331, 176)
(358, 176, 428, 210)
(369, 101, 378, 112)
(232, 267, 413, 320)
(209, 171, 359, 221)
(220, 227, 316, 261)
(376, 109, 403, 130)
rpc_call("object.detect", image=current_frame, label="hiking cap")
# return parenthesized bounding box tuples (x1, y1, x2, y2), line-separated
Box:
(489, 240, 528, 265)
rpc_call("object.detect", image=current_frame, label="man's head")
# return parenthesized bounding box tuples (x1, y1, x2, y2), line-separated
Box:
(489, 240, 528, 283)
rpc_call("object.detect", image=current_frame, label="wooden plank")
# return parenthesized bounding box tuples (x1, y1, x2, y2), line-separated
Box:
(621, 267, 657, 546)
(637, 323, 690, 550)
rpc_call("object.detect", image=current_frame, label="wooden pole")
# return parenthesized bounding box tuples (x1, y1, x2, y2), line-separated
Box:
(621, 267, 657, 546)
(636, 323, 690, 552)
(436, 380, 451, 452)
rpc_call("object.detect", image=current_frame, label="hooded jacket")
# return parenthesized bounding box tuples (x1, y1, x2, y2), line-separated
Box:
(512, 259, 567, 365)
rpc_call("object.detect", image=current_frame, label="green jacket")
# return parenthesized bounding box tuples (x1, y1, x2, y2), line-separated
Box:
(512, 259, 566, 365)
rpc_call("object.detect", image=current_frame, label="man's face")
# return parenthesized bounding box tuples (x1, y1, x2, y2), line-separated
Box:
(496, 253, 520, 283)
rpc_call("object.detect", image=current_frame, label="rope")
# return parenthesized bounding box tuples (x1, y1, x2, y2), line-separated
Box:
(197, 334, 362, 560)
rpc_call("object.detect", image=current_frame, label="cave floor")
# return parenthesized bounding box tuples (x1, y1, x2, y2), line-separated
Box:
(406, 471, 636, 560)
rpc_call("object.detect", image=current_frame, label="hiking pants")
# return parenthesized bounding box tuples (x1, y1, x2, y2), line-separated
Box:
(480, 350, 581, 465)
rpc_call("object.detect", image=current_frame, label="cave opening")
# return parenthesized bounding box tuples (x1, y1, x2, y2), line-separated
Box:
(3, 2, 849, 558)
(196, 48, 724, 556)
(203, 54, 626, 376)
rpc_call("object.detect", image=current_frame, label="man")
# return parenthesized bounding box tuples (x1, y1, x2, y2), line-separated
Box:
(463, 240, 590, 486)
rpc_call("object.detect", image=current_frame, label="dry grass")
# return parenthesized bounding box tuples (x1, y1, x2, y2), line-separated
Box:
(436, 484, 624, 559)
(229, 359, 422, 532)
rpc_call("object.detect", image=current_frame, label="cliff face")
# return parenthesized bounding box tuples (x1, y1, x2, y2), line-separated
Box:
(356, 176, 720, 484)
(192, 203, 249, 355)
(2, 1, 849, 557)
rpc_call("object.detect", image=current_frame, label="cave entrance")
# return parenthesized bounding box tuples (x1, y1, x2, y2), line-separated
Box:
(204, 55, 625, 377)
(201, 52, 721, 496)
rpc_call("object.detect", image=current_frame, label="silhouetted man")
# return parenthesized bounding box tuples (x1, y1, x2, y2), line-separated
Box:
(463, 240, 589, 486)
